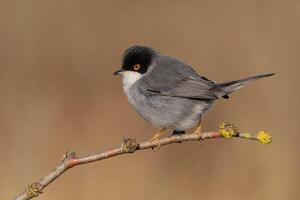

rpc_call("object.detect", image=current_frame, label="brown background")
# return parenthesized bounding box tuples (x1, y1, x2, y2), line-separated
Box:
(1, 0, 299, 199)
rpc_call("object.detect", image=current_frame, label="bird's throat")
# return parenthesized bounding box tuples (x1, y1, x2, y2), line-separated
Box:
(122, 71, 142, 92)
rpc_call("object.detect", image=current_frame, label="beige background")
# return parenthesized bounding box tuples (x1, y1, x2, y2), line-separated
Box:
(1, 0, 299, 199)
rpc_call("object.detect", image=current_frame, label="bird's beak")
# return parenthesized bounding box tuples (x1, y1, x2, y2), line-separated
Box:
(113, 68, 124, 76)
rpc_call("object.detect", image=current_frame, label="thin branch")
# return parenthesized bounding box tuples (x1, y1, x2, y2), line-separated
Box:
(12, 124, 271, 200)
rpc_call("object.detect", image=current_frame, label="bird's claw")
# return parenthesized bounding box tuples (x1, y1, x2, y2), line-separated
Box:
(149, 137, 162, 150)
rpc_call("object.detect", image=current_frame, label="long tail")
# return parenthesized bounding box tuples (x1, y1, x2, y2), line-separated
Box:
(213, 73, 276, 98)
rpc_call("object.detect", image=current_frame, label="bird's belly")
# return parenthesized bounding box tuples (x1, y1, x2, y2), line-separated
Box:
(125, 86, 212, 130)
(174, 103, 211, 130)
(125, 88, 174, 128)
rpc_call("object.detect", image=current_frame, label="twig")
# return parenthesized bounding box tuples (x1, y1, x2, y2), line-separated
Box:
(12, 122, 271, 200)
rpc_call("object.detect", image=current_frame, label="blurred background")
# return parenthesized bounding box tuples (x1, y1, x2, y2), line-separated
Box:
(0, 0, 299, 199)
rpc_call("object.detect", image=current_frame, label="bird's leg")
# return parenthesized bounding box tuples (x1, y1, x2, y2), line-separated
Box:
(193, 121, 202, 138)
(149, 128, 167, 149)
(150, 127, 167, 142)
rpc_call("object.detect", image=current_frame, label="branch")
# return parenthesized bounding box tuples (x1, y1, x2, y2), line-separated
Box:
(12, 122, 271, 200)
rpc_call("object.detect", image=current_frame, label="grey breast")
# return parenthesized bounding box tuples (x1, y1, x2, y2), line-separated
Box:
(127, 54, 216, 130)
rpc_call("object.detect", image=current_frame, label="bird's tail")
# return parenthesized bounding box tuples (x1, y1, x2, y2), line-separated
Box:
(213, 73, 275, 98)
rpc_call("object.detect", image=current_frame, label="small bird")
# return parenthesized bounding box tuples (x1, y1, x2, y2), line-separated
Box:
(114, 45, 275, 141)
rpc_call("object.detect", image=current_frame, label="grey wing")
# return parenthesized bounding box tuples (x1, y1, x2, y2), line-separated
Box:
(140, 55, 218, 100)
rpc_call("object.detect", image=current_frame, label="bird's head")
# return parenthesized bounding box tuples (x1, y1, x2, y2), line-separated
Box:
(113, 45, 155, 76)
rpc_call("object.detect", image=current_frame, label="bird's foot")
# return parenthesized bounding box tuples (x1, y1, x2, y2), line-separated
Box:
(193, 122, 203, 142)
(149, 128, 167, 149)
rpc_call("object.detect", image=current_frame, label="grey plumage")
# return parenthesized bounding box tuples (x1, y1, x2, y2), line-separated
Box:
(212, 73, 275, 98)
(114, 45, 275, 132)
(142, 54, 217, 100)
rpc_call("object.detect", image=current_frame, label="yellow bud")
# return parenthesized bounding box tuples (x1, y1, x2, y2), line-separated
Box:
(243, 133, 251, 139)
(257, 131, 272, 144)
(219, 121, 238, 139)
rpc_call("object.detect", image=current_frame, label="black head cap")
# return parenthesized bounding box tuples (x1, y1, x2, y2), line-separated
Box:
(121, 45, 155, 74)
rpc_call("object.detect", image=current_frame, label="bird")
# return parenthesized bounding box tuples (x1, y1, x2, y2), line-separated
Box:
(113, 45, 275, 141)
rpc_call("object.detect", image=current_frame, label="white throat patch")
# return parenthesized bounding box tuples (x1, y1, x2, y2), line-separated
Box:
(122, 71, 142, 91)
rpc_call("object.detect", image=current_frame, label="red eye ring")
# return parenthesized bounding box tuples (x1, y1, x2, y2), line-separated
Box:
(133, 64, 141, 71)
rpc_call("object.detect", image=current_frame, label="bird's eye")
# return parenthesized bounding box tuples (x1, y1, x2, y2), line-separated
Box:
(133, 64, 141, 71)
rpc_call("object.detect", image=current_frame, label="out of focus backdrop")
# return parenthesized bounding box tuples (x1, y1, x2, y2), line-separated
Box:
(1, 0, 299, 200)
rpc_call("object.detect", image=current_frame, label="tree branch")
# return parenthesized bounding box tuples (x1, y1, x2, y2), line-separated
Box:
(12, 122, 271, 200)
